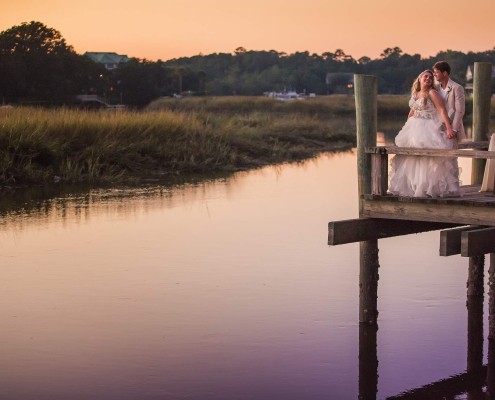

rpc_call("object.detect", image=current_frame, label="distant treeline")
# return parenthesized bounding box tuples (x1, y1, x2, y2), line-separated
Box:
(1, 21, 495, 106)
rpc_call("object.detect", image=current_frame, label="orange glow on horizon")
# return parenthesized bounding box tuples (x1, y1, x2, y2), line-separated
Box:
(2, 0, 494, 62)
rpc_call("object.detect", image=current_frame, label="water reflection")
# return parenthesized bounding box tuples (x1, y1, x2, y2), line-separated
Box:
(0, 150, 494, 399)
(359, 290, 493, 399)
(359, 324, 378, 400)
(1, 153, 360, 400)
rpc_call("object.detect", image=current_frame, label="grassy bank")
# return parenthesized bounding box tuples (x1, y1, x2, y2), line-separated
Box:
(0, 102, 355, 185)
(3, 95, 490, 186)
(148, 95, 413, 117)
(149, 94, 479, 117)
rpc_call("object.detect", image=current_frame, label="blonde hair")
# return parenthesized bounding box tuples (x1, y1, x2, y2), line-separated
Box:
(411, 70, 436, 105)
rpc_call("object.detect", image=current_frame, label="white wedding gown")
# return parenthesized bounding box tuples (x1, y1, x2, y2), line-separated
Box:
(388, 96, 460, 197)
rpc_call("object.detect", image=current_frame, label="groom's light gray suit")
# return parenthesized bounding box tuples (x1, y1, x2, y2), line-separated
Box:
(442, 78, 466, 140)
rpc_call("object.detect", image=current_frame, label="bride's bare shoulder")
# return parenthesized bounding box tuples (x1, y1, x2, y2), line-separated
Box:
(429, 89, 441, 101)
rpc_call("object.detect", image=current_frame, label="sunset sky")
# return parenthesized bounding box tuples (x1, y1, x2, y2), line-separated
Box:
(2, 0, 494, 61)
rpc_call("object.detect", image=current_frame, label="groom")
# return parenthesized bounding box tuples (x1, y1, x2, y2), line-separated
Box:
(432, 61, 466, 141)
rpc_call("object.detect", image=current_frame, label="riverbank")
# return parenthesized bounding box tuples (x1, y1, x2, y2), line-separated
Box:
(0, 99, 356, 186)
(0, 95, 484, 187)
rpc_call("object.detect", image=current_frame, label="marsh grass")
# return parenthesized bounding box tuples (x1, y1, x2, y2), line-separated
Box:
(148, 94, 418, 117)
(0, 103, 355, 185)
(4, 94, 492, 186)
(149, 95, 355, 116)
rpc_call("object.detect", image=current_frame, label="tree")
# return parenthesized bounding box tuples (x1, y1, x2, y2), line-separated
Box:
(322, 52, 334, 61)
(0, 21, 83, 102)
(0, 21, 73, 56)
(234, 47, 247, 55)
(380, 47, 403, 59)
(114, 59, 166, 105)
(333, 49, 354, 63)
(174, 66, 186, 94)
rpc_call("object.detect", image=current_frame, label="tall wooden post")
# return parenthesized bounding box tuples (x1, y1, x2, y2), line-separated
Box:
(355, 75, 379, 324)
(355, 75, 377, 216)
(468, 63, 491, 357)
(471, 62, 493, 184)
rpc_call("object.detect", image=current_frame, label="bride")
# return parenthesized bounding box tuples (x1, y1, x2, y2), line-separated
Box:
(389, 69, 460, 197)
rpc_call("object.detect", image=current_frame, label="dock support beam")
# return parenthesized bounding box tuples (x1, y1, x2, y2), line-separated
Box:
(355, 75, 379, 325)
(471, 62, 493, 184)
(439, 226, 479, 256)
(462, 227, 495, 257)
(330, 218, 457, 246)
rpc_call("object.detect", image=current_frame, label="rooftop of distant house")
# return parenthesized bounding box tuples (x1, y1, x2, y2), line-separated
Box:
(84, 52, 131, 69)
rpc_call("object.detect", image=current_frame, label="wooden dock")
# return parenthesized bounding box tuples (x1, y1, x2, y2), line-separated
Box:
(330, 141, 495, 247)
(328, 63, 495, 398)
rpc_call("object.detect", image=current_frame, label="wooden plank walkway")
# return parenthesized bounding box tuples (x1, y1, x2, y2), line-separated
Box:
(362, 184, 495, 226)
(361, 141, 495, 226)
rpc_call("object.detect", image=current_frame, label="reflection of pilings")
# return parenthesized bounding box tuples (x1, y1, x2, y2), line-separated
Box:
(466, 255, 484, 375)
(359, 323, 378, 400)
(467, 295, 484, 399)
(488, 254, 495, 399)
(467, 295, 484, 373)
(466, 255, 485, 399)
(387, 367, 487, 399)
(489, 339, 495, 400)
(359, 240, 379, 324)
(489, 254, 495, 341)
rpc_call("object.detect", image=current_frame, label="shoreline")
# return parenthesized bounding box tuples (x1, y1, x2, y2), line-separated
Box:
(0, 95, 487, 191)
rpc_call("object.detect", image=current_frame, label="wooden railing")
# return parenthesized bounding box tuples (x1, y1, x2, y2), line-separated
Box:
(365, 141, 494, 195)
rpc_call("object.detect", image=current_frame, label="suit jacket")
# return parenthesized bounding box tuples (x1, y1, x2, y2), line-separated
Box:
(441, 78, 466, 140)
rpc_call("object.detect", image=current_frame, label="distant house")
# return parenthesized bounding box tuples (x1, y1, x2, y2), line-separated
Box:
(465, 65, 474, 82)
(325, 73, 354, 94)
(84, 52, 131, 70)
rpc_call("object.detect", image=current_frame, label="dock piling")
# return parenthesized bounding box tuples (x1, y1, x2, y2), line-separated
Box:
(331, 65, 494, 397)
(468, 63, 491, 360)
(355, 74, 380, 324)
(355, 75, 377, 216)
(471, 62, 493, 184)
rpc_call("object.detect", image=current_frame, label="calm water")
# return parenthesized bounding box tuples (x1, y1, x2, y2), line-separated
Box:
(0, 151, 492, 399)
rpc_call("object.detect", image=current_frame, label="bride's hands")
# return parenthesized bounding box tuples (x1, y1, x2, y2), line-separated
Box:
(446, 126, 456, 139)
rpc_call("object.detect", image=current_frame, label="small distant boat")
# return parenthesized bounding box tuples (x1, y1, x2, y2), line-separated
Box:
(265, 91, 305, 101)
